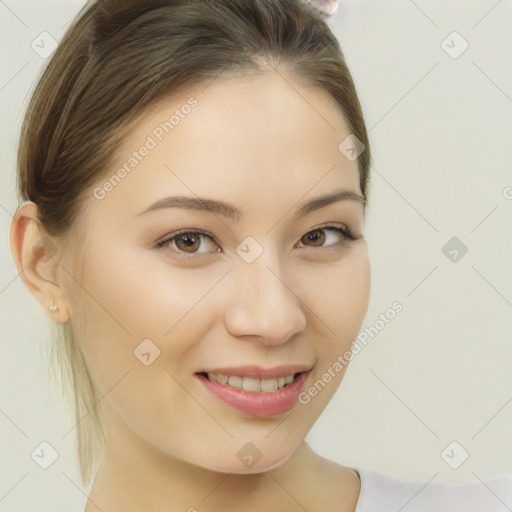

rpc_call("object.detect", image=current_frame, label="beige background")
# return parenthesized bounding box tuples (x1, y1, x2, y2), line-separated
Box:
(1, 0, 511, 510)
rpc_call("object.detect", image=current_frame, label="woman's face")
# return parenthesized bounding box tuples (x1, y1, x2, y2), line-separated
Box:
(64, 69, 370, 473)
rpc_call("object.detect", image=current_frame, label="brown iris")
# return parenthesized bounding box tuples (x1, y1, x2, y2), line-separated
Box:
(301, 229, 325, 247)
(175, 233, 201, 252)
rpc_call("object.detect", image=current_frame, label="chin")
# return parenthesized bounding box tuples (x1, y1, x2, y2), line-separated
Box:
(202, 447, 297, 475)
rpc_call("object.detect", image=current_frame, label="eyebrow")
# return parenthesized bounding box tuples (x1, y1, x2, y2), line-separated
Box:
(135, 189, 366, 221)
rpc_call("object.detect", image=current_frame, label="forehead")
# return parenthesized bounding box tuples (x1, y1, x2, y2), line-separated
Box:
(89, 69, 361, 217)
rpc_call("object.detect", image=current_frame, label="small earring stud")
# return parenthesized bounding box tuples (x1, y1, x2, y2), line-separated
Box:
(48, 303, 59, 313)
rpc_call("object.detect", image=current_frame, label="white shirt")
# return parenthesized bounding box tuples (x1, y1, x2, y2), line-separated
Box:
(354, 467, 512, 511)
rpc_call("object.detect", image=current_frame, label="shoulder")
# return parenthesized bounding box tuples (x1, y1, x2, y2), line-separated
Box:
(305, 456, 361, 512)
(353, 467, 512, 512)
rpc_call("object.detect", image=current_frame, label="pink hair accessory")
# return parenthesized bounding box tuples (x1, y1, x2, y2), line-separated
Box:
(299, 0, 339, 18)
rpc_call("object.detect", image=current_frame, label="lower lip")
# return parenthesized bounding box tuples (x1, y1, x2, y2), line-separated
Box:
(197, 372, 309, 418)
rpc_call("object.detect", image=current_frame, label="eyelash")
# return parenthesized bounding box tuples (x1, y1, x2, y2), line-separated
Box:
(153, 225, 355, 260)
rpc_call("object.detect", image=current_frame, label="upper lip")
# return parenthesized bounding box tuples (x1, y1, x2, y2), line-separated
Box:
(197, 364, 313, 379)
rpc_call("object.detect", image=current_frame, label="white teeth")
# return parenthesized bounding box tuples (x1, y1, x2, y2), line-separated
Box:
(260, 378, 278, 393)
(227, 375, 242, 388)
(217, 373, 228, 384)
(205, 372, 298, 392)
(242, 377, 261, 392)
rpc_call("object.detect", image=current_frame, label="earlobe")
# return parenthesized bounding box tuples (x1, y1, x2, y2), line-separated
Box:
(10, 201, 70, 323)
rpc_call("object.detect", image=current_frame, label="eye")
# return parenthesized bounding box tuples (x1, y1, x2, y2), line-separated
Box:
(296, 225, 353, 249)
(154, 225, 355, 259)
(154, 229, 219, 258)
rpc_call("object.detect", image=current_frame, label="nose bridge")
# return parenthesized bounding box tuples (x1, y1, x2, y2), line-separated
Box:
(224, 251, 307, 344)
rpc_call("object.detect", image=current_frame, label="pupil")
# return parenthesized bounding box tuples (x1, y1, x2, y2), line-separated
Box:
(305, 229, 324, 246)
(177, 233, 199, 251)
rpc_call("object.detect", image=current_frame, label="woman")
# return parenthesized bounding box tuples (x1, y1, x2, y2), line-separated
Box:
(9, 0, 512, 510)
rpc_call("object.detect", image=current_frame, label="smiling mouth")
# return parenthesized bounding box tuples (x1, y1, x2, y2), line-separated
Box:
(197, 371, 303, 393)
(196, 369, 310, 417)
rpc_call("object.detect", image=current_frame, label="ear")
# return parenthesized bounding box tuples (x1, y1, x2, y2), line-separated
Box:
(10, 201, 70, 323)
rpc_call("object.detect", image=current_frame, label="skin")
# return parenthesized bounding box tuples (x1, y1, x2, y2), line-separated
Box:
(11, 67, 370, 512)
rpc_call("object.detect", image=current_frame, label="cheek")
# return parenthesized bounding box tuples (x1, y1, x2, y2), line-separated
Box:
(69, 241, 231, 390)
(301, 244, 370, 346)
(296, 247, 370, 411)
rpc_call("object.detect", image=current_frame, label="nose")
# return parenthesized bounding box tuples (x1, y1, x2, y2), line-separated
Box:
(224, 260, 307, 345)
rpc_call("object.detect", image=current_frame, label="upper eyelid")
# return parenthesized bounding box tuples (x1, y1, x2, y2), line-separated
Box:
(154, 228, 216, 247)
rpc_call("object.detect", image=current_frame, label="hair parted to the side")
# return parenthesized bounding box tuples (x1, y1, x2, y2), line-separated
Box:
(16, 0, 372, 486)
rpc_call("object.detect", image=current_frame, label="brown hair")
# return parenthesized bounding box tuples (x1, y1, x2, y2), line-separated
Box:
(16, 0, 372, 486)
